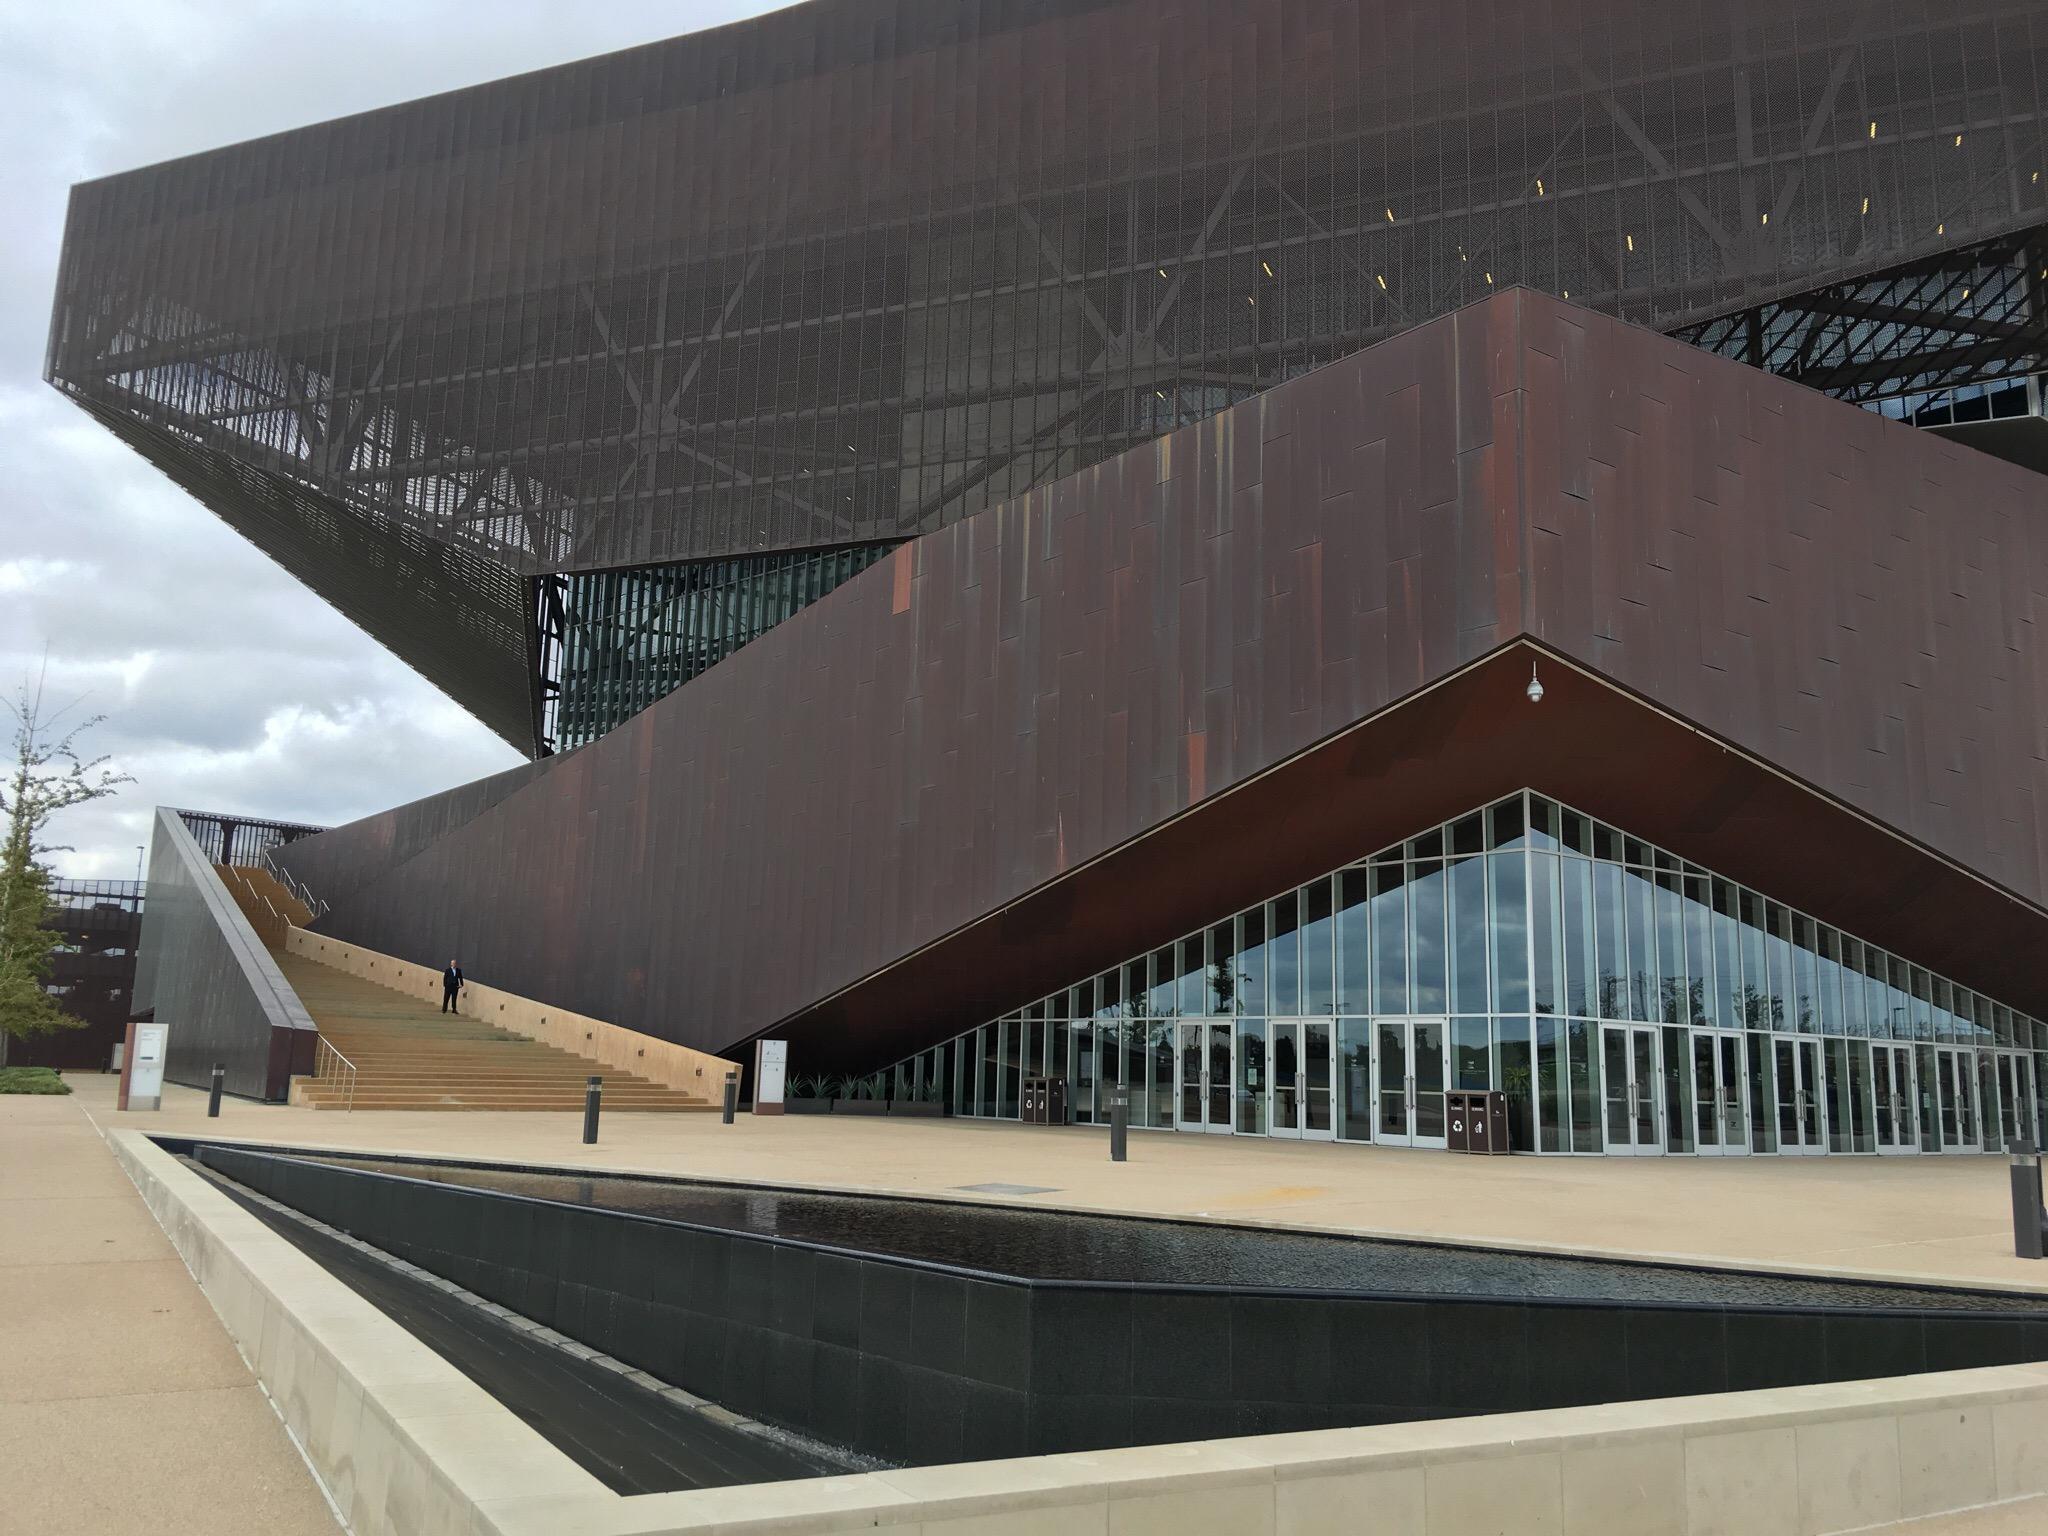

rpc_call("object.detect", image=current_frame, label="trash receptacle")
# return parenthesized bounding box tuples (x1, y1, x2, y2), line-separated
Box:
(1048, 1077, 1069, 1124)
(1446, 1091, 1473, 1152)
(1469, 1090, 1511, 1153)
(1447, 1090, 1512, 1153)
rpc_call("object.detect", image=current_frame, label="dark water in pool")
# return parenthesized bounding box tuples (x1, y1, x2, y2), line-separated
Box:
(300, 1152, 2048, 1312)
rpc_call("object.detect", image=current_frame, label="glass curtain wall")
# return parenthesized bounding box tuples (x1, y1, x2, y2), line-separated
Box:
(550, 541, 895, 748)
(892, 791, 2048, 1158)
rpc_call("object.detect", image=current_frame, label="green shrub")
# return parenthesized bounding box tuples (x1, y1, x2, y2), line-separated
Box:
(0, 1066, 70, 1095)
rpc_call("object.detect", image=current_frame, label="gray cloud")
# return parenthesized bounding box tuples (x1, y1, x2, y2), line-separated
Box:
(1, 2, 777, 877)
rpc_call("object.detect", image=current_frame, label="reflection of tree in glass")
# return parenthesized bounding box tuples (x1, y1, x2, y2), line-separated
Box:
(1740, 985, 1786, 1030)
(1598, 976, 1630, 1020)
(1205, 960, 1251, 1016)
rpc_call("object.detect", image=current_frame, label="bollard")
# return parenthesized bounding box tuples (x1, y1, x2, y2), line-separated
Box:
(1109, 1090, 1129, 1163)
(2011, 1139, 2045, 1260)
(722, 1070, 738, 1124)
(207, 1063, 225, 1119)
(582, 1075, 602, 1145)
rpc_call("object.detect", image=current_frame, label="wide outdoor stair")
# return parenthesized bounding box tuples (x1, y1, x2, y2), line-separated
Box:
(215, 864, 313, 945)
(275, 950, 714, 1112)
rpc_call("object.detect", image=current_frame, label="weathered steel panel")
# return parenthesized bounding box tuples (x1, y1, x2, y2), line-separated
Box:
(277, 293, 2048, 1069)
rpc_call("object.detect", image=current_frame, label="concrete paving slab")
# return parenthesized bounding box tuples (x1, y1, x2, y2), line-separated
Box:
(0, 1190, 194, 1266)
(0, 1387, 339, 1536)
(0, 1259, 259, 1402)
(0, 1083, 337, 1534)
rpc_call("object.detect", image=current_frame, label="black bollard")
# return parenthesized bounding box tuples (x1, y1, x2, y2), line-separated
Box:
(1109, 1090, 1128, 1163)
(582, 1075, 602, 1145)
(721, 1070, 738, 1124)
(207, 1063, 225, 1118)
(2011, 1139, 2045, 1260)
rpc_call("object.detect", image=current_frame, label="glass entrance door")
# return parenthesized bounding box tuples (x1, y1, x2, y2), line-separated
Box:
(1773, 1036, 1827, 1154)
(1979, 1053, 2003, 1152)
(1935, 1047, 1978, 1151)
(1987, 1053, 2033, 1152)
(1602, 1025, 1662, 1154)
(1375, 1018, 1447, 1148)
(1691, 1031, 1748, 1155)
(1176, 1022, 1233, 1133)
(1870, 1043, 1918, 1154)
(2007, 1054, 2039, 1150)
(1267, 1021, 1335, 1141)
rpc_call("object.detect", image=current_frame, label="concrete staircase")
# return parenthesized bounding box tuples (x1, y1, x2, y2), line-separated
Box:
(274, 949, 714, 1113)
(216, 864, 313, 946)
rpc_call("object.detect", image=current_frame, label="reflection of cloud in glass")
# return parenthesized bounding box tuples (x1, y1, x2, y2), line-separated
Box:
(887, 790, 2048, 1130)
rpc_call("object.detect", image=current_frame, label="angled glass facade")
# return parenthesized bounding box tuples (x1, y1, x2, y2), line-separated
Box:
(893, 791, 2048, 1158)
(539, 541, 895, 750)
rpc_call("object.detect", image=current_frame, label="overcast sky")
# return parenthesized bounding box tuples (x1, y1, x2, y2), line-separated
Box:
(0, 2, 778, 878)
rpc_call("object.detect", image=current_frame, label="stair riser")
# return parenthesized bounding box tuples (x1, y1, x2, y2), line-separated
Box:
(278, 945, 698, 1111)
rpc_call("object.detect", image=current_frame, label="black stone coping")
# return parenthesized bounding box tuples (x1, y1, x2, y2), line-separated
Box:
(179, 1139, 2048, 1467)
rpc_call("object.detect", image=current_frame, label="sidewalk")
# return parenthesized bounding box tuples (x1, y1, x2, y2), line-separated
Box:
(0, 1084, 336, 1536)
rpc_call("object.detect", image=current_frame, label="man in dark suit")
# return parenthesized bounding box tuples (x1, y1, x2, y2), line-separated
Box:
(441, 960, 464, 1014)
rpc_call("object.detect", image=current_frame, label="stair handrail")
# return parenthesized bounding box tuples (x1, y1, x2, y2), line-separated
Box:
(263, 858, 329, 922)
(314, 1035, 358, 1113)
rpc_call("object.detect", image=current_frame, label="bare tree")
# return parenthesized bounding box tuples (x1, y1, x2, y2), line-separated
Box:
(0, 664, 132, 1039)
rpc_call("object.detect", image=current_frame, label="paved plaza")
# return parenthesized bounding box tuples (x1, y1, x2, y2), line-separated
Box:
(90, 1070, 2048, 1296)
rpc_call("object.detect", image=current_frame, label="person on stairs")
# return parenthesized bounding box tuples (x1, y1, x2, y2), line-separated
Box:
(441, 959, 465, 1014)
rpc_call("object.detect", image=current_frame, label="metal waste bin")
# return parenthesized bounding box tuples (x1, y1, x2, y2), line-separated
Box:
(1021, 1076, 1069, 1125)
(1448, 1090, 1512, 1154)
(1446, 1091, 1473, 1152)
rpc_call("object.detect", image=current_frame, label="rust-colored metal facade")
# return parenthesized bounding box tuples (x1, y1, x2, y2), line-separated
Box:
(46, 0, 2048, 751)
(271, 292, 2048, 1069)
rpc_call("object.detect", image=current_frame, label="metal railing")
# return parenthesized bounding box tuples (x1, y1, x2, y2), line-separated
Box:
(313, 1036, 358, 1113)
(259, 857, 329, 922)
(170, 808, 325, 869)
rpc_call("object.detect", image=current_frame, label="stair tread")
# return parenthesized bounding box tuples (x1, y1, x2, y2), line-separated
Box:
(274, 948, 693, 1110)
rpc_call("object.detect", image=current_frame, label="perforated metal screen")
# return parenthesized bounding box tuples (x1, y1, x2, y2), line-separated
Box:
(46, 0, 2048, 752)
